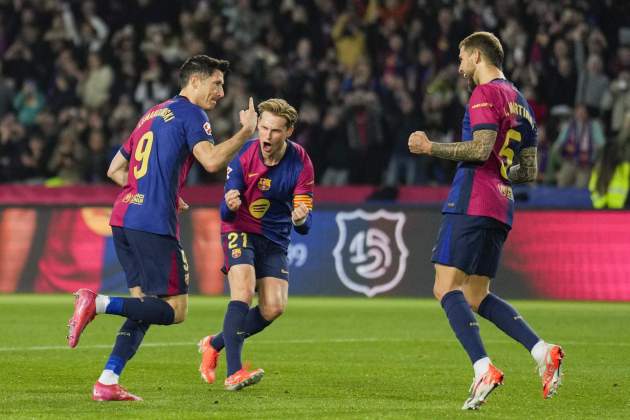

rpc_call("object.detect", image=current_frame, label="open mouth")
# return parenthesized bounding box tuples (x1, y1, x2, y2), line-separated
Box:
(262, 141, 272, 153)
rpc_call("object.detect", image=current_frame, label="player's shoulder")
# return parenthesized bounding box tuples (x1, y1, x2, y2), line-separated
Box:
(287, 140, 311, 163)
(235, 139, 259, 161)
(169, 96, 206, 118)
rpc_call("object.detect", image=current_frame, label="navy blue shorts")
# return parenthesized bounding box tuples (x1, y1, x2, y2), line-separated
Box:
(431, 214, 509, 278)
(112, 226, 189, 296)
(221, 232, 289, 281)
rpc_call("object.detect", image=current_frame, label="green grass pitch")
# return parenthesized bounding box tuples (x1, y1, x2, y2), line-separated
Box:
(1, 295, 629, 419)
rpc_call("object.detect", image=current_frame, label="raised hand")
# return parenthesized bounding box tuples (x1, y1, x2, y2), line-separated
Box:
(408, 131, 432, 155)
(291, 202, 309, 226)
(239, 97, 258, 135)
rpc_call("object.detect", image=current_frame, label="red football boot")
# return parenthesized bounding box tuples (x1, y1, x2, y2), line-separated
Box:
(224, 365, 264, 391)
(198, 335, 221, 384)
(93, 381, 142, 401)
(67, 289, 97, 348)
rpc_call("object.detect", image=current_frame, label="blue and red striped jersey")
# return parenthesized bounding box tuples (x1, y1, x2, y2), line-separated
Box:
(443, 79, 537, 226)
(110, 95, 214, 237)
(221, 140, 314, 249)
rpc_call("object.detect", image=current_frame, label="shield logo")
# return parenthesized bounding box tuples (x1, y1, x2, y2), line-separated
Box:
(333, 210, 409, 297)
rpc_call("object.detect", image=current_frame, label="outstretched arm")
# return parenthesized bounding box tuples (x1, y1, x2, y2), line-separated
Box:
(408, 129, 497, 162)
(193, 97, 258, 173)
(508, 147, 537, 183)
(107, 151, 129, 187)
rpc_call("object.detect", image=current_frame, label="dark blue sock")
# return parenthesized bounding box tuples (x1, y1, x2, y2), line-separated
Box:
(223, 300, 250, 376)
(441, 290, 487, 364)
(478, 293, 540, 351)
(211, 306, 272, 351)
(104, 319, 150, 375)
(105, 297, 174, 325)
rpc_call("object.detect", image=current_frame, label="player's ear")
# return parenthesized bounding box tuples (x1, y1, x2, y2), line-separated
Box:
(286, 126, 294, 138)
(189, 74, 199, 89)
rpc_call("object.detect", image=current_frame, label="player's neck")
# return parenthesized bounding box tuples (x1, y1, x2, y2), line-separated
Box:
(475, 65, 505, 86)
(178, 89, 199, 107)
(263, 141, 288, 166)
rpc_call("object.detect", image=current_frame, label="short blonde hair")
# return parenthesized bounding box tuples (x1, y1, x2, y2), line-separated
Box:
(459, 31, 504, 69)
(257, 98, 298, 128)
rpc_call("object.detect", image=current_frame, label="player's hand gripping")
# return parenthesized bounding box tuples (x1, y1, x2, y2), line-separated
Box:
(408, 131, 432, 155)
(225, 189, 242, 212)
(292, 202, 309, 226)
(239, 97, 258, 136)
(177, 196, 189, 213)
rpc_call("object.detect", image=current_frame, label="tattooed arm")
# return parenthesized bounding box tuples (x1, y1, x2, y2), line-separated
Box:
(508, 147, 537, 183)
(408, 130, 496, 162)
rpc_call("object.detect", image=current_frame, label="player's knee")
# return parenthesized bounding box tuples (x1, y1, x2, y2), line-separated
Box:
(172, 306, 187, 324)
(260, 303, 285, 321)
(433, 284, 448, 301)
(165, 300, 188, 324)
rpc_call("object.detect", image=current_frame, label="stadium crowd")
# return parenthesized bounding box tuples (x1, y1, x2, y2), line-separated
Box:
(1, 0, 629, 196)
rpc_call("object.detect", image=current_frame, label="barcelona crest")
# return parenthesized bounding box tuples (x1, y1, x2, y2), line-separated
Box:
(232, 248, 242, 259)
(258, 177, 272, 191)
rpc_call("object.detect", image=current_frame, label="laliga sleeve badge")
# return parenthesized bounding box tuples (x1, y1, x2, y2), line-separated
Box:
(231, 248, 242, 259)
(203, 122, 212, 135)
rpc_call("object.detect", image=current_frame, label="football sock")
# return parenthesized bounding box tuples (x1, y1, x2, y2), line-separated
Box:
(211, 306, 273, 351)
(473, 356, 492, 378)
(441, 290, 487, 364)
(223, 300, 250, 376)
(103, 296, 175, 325)
(100, 319, 150, 384)
(95, 295, 110, 314)
(530, 340, 548, 365)
(98, 369, 119, 385)
(477, 293, 540, 351)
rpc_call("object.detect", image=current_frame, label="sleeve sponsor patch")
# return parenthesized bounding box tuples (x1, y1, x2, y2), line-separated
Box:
(471, 102, 493, 109)
(203, 122, 212, 136)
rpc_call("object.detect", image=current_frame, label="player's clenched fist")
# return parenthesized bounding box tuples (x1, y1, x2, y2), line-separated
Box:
(239, 97, 258, 135)
(292, 202, 309, 226)
(408, 131, 432, 155)
(225, 189, 242, 211)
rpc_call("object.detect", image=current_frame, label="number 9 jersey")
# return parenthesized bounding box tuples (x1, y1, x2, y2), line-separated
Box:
(443, 79, 537, 226)
(110, 95, 214, 238)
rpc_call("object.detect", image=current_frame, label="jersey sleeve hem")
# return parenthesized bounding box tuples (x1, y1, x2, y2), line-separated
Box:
(471, 123, 498, 132)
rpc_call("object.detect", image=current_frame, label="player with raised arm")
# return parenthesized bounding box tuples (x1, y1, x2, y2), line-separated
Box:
(198, 98, 314, 391)
(408, 32, 564, 410)
(66, 55, 258, 401)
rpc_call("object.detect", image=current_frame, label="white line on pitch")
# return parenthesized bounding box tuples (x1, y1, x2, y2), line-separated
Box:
(0, 336, 628, 352)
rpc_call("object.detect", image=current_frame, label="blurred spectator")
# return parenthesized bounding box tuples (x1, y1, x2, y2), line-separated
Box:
(13, 79, 45, 126)
(83, 130, 109, 183)
(78, 52, 113, 109)
(607, 71, 630, 136)
(589, 141, 630, 209)
(384, 93, 423, 186)
(0, 0, 628, 189)
(47, 128, 86, 186)
(550, 104, 605, 188)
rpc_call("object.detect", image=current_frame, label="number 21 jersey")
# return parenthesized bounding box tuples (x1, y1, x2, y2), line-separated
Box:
(110, 95, 214, 238)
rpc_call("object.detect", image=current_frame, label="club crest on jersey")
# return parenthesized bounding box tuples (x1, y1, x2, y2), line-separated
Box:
(203, 122, 212, 135)
(232, 248, 242, 259)
(258, 177, 272, 191)
(333, 210, 409, 297)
